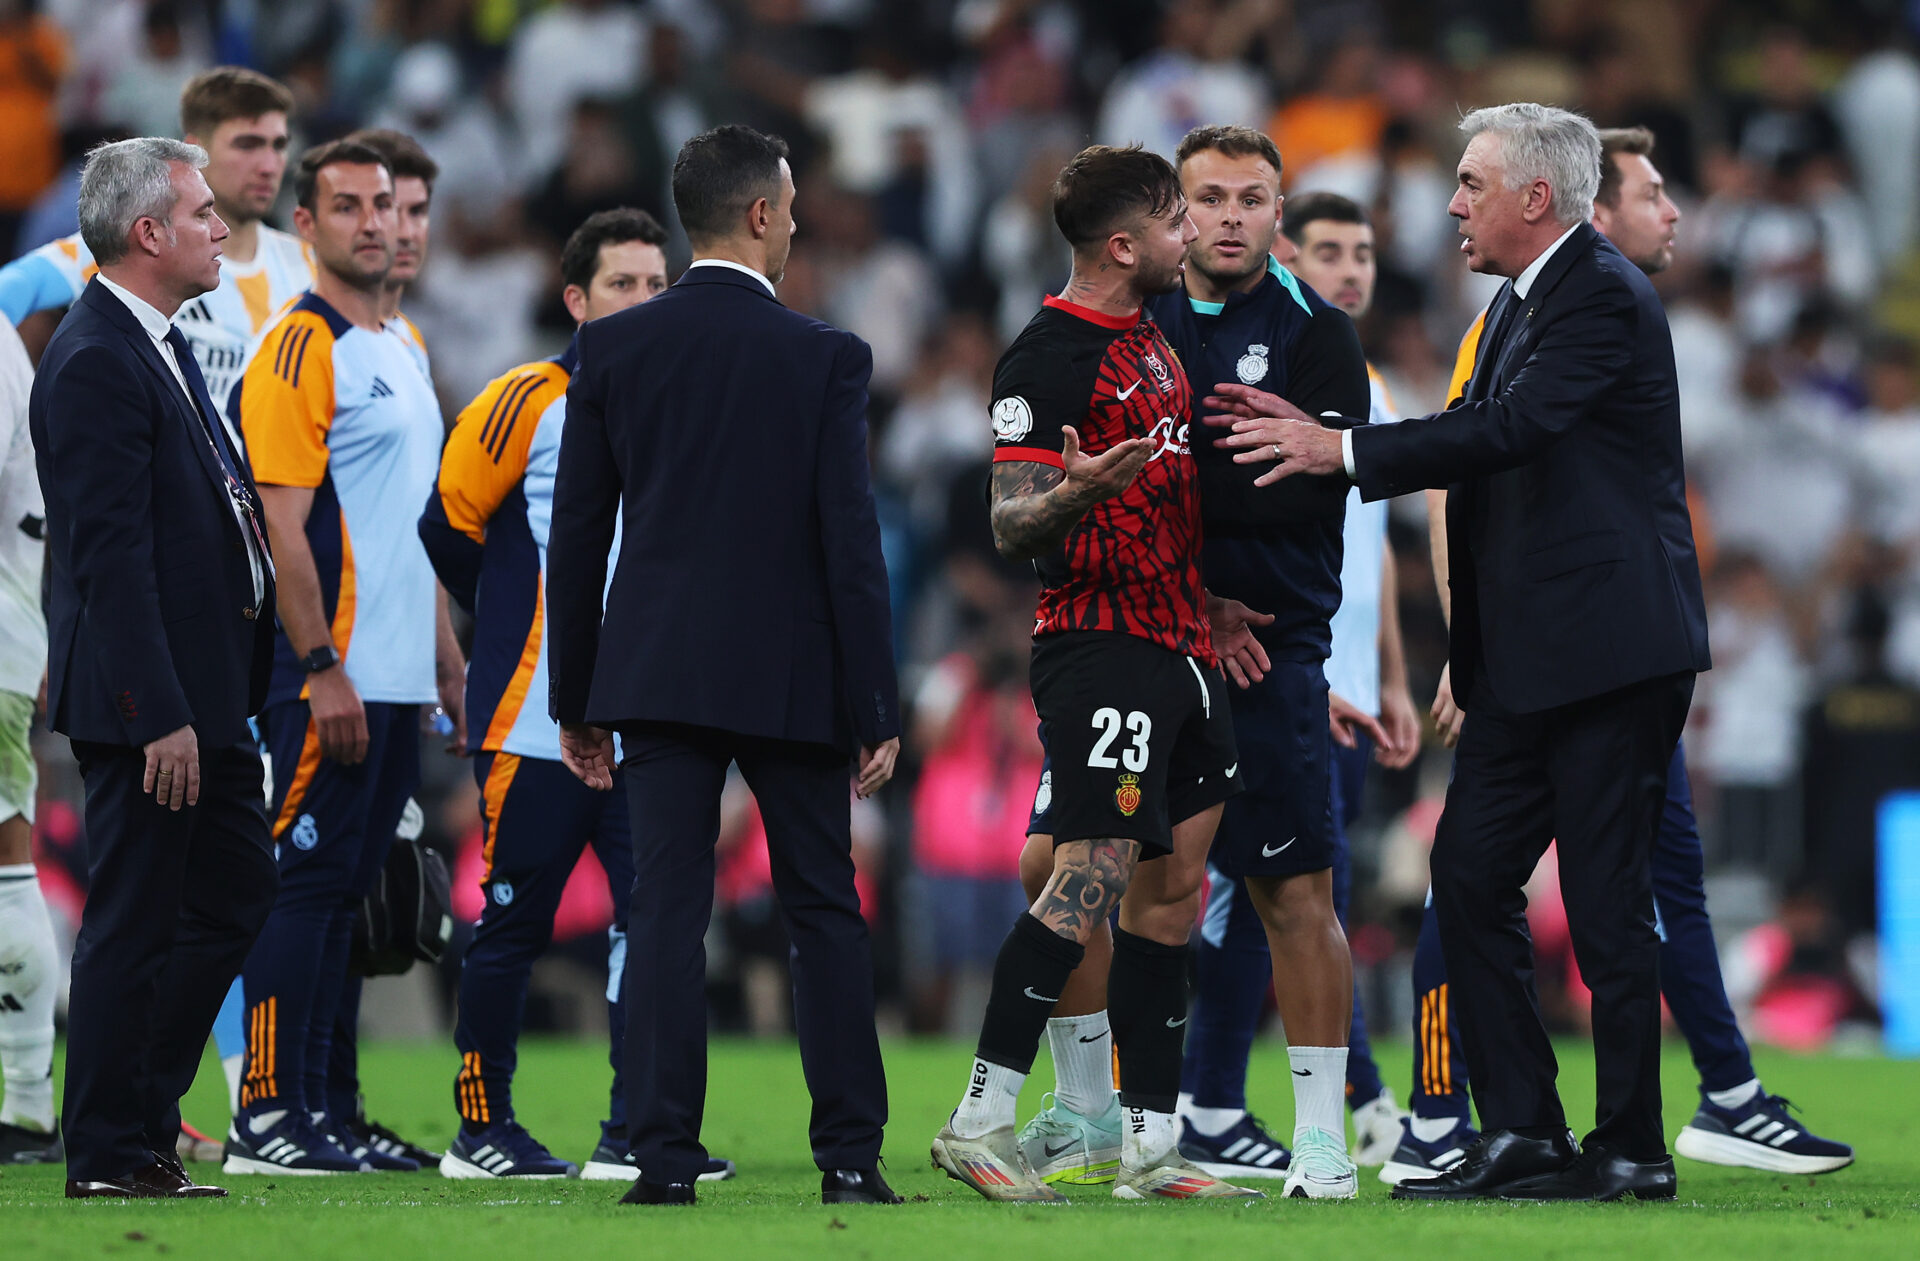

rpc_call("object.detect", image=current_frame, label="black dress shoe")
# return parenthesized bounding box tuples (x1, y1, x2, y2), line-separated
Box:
(145, 1158, 229, 1198)
(1502, 1146, 1676, 1202)
(1391, 1128, 1579, 1200)
(621, 1178, 697, 1205)
(66, 1161, 229, 1199)
(822, 1168, 902, 1204)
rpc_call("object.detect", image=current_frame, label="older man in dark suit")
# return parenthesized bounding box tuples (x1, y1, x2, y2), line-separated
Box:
(545, 125, 901, 1208)
(32, 137, 278, 1198)
(1210, 103, 1710, 1202)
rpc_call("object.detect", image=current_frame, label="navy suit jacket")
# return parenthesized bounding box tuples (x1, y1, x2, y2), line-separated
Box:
(546, 265, 899, 752)
(1350, 224, 1710, 713)
(30, 279, 275, 748)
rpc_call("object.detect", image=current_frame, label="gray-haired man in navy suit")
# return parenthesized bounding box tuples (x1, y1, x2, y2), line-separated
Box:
(32, 137, 278, 1199)
(1212, 103, 1710, 1203)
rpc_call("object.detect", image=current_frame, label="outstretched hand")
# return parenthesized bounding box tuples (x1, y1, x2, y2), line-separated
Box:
(1061, 425, 1154, 505)
(1203, 383, 1346, 486)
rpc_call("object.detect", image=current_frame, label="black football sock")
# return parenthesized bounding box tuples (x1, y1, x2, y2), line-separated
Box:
(975, 912, 1085, 1072)
(1109, 926, 1190, 1114)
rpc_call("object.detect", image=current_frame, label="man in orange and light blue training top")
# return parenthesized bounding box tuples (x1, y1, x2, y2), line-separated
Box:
(418, 208, 735, 1184)
(223, 139, 460, 1176)
(311, 124, 451, 1171)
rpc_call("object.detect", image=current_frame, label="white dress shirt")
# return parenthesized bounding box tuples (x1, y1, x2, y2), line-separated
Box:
(97, 274, 267, 606)
(685, 257, 778, 297)
(1342, 220, 1584, 477)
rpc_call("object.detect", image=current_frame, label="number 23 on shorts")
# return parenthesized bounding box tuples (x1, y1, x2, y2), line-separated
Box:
(1088, 708, 1151, 771)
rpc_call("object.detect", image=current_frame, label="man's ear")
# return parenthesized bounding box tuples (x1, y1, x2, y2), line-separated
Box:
(1524, 179, 1555, 224)
(562, 283, 589, 324)
(749, 195, 772, 242)
(131, 217, 163, 259)
(1107, 230, 1136, 270)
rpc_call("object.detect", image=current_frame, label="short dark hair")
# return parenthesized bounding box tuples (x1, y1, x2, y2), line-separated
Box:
(672, 125, 790, 244)
(1051, 144, 1184, 252)
(1595, 126, 1656, 209)
(294, 139, 391, 212)
(561, 207, 669, 291)
(1281, 190, 1369, 243)
(1174, 124, 1284, 182)
(344, 128, 439, 190)
(179, 66, 294, 138)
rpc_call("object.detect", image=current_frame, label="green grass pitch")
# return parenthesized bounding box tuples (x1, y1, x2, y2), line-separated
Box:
(5, 1037, 1916, 1259)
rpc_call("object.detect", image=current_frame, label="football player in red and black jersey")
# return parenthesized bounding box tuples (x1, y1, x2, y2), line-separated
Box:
(931, 145, 1262, 1204)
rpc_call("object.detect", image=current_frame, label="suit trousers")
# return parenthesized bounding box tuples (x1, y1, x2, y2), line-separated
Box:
(1430, 670, 1693, 1160)
(62, 739, 277, 1180)
(618, 721, 887, 1183)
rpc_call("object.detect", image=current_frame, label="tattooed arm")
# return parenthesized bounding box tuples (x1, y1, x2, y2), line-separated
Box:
(989, 424, 1156, 561)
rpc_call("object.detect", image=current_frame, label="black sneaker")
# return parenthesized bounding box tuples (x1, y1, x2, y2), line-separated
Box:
(441, 1121, 579, 1179)
(316, 1110, 419, 1171)
(1378, 1117, 1479, 1185)
(223, 1110, 369, 1175)
(1175, 1112, 1291, 1179)
(0, 1120, 63, 1164)
(1675, 1090, 1853, 1175)
(580, 1127, 736, 1183)
(341, 1106, 441, 1165)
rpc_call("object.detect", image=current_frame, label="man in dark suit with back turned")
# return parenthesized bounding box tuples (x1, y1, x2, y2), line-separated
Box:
(545, 124, 902, 1208)
(1210, 103, 1711, 1202)
(31, 137, 278, 1199)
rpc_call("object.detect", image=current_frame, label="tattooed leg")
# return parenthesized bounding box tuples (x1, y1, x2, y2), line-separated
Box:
(1031, 838, 1143, 945)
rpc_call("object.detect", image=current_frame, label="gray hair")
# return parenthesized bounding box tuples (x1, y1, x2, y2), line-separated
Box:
(77, 137, 210, 266)
(1459, 103, 1602, 226)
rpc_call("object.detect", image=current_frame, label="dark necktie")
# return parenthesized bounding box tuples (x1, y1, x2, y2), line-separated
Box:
(1468, 281, 1520, 402)
(165, 325, 245, 483)
(166, 324, 273, 574)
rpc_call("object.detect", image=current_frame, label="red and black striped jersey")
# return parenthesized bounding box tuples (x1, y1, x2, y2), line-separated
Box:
(990, 295, 1214, 665)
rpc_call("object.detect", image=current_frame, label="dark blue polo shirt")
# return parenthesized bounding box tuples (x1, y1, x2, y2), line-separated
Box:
(1148, 259, 1372, 662)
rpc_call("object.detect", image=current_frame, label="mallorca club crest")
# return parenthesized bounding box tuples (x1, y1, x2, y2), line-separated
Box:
(1236, 343, 1270, 384)
(1114, 773, 1142, 817)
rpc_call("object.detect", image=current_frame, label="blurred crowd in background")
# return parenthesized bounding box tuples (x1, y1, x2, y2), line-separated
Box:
(7, 0, 1919, 1057)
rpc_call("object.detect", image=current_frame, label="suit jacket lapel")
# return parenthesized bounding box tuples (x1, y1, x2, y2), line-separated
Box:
(1484, 224, 1598, 394)
(85, 285, 234, 499)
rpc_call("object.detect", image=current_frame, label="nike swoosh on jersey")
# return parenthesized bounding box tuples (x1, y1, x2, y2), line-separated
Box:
(1117, 378, 1144, 400)
(1262, 837, 1297, 858)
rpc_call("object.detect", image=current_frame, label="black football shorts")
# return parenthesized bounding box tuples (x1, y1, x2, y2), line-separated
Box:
(1026, 630, 1239, 856)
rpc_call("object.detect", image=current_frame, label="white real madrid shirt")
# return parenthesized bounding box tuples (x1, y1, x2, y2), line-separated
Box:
(0, 319, 45, 697)
(1323, 366, 1396, 714)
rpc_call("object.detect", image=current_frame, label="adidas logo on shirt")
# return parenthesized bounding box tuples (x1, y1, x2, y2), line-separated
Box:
(370, 376, 394, 398)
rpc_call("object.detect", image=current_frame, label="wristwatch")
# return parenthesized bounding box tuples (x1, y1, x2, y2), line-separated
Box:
(299, 644, 340, 675)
